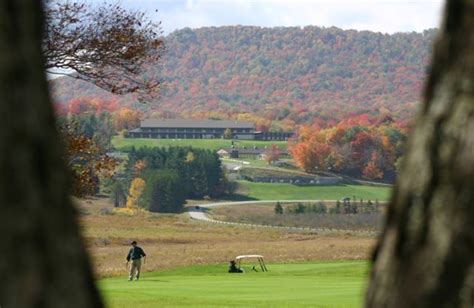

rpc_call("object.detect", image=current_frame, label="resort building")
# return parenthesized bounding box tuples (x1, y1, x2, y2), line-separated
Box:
(128, 119, 293, 141)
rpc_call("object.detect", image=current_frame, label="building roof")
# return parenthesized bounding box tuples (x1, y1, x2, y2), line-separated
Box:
(141, 119, 254, 129)
(223, 148, 289, 155)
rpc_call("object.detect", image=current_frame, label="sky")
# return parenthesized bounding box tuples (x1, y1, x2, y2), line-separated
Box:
(107, 0, 445, 35)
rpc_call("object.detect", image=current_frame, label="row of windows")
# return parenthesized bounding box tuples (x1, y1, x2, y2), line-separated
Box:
(130, 133, 256, 140)
(141, 128, 252, 133)
(129, 132, 289, 141)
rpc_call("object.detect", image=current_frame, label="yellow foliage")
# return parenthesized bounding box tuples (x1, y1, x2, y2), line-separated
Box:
(114, 207, 136, 215)
(126, 177, 146, 209)
(185, 151, 195, 163)
(113, 207, 148, 216)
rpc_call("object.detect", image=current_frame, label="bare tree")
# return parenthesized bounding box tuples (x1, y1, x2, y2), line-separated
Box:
(264, 144, 280, 165)
(44, 0, 164, 100)
(0, 1, 102, 307)
(366, 1, 474, 307)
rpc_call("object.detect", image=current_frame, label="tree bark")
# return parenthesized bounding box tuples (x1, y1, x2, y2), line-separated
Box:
(366, 1, 474, 307)
(0, 2, 102, 307)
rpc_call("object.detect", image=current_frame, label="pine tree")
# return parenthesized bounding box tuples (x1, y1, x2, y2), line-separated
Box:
(146, 170, 185, 213)
(274, 201, 283, 214)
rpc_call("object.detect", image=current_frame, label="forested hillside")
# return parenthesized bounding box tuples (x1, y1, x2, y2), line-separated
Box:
(51, 26, 436, 124)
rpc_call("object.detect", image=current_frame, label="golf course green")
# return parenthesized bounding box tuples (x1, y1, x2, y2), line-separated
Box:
(99, 261, 369, 307)
(238, 181, 391, 201)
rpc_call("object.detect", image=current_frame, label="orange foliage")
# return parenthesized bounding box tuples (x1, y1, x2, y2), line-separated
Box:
(362, 152, 384, 179)
(113, 108, 141, 131)
(63, 131, 117, 197)
(289, 117, 406, 180)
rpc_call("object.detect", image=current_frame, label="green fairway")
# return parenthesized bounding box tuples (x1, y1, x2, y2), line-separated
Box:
(99, 261, 368, 307)
(238, 181, 392, 201)
(112, 136, 287, 151)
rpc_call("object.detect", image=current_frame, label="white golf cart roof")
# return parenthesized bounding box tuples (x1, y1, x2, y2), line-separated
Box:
(236, 255, 264, 259)
(235, 255, 268, 271)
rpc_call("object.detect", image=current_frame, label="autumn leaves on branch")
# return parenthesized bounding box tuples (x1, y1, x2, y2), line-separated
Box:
(44, 0, 164, 100)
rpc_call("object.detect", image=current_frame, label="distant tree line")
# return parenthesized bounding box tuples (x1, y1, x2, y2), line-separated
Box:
(122, 147, 232, 213)
(56, 98, 142, 197)
(289, 115, 407, 181)
(275, 199, 381, 215)
(57, 97, 141, 149)
(52, 26, 436, 126)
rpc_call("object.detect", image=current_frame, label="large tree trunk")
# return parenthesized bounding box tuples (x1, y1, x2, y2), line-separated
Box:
(366, 1, 474, 307)
(0, 2, 102, 307)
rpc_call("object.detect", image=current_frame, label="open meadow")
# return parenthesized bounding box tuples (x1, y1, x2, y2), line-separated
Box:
(77, 196, 380, 307)
(78, 198, 376, 278)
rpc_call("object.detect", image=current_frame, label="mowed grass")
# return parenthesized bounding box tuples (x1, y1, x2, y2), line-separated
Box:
(99, 261, 368, 308)
(112, 136, 288, 151)
(237, 181, 392, 201)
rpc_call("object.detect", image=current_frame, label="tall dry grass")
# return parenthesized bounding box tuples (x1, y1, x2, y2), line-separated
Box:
(76, 197, 376, 278)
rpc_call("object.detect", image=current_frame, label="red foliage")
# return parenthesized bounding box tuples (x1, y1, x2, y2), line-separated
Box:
(363, 152, 384, 179)
(289, 117, 407, 180)
(68, 97, 118, 115)
(51, 26, 434, 126)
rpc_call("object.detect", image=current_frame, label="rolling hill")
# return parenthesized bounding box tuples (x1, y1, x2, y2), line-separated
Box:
(51, 26, 436, 123)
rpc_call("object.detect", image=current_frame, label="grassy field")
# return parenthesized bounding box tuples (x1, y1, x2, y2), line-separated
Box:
(236, 181, 392, 201)
(77, 198, 375, 278)
(112, 136, 287, 151)
(239, 166, 313, 178)
(211, 202, 384, 231)
(222, 157, 289, 168)
(99, 261, 368, 307)
(79, 197, 375, 307)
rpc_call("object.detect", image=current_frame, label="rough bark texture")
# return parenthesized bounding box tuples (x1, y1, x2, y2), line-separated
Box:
(366, 1, 474, 307)
(0, 2, 102, 307)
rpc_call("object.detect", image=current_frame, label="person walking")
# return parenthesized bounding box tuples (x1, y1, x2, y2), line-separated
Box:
(126, 241, 146, 281)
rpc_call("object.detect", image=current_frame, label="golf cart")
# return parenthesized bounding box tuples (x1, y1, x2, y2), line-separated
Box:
(235, 255, 268, 272)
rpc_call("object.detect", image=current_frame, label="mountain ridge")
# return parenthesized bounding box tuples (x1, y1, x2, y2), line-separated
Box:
(51, 25, 436, 123)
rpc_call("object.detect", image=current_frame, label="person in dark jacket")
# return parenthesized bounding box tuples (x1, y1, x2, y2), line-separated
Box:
(126, 241, 146, 281)
(228, 260, 243, 273)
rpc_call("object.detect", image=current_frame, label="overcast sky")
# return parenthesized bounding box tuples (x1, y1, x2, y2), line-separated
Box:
(93, 0, 444, 34)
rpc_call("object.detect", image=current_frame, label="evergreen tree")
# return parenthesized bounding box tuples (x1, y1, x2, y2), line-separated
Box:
(316, 201, 327, 214)
(110, 181, 126, 207)
(145, 170, 185, 213)
(274, 201, 283, 214)
(127, 146, 227, 200)
(295, 202, 306, 214)
(335, 200, 341, 214)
